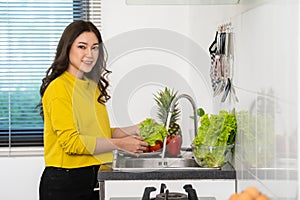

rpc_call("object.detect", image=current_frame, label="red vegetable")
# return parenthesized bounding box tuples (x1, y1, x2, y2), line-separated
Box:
(149, 140, 163, 152)
(166, 135, 182, 157)
(143, 146, 150, 153)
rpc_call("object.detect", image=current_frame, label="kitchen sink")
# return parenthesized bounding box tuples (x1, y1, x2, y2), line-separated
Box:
(112, 150, 218, 171)
(116, 157, 198, 168)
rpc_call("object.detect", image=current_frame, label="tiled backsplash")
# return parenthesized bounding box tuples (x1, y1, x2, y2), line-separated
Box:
(229, 0, 299, 198)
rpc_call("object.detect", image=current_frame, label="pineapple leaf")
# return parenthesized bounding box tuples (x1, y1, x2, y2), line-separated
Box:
(153, 87, 180, 125)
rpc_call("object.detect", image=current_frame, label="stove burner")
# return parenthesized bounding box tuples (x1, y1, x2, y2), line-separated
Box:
(156, 191, 187, 200)
(142, 183, 198, 200)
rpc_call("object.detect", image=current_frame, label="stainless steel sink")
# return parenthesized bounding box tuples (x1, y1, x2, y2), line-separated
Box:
(112, 150, 217, 171)
(118, 157, 198, 168)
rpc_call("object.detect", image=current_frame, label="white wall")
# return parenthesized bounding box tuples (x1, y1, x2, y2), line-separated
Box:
(0, 156, 44, 200)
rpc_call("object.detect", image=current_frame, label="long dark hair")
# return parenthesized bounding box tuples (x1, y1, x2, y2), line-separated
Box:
(37, 20, 111, 118)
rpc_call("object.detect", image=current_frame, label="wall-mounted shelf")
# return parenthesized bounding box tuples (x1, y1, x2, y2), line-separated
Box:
(126, 0, 240, 5)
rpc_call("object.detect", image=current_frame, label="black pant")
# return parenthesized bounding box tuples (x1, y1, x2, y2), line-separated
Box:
(39, 165, 100, 200)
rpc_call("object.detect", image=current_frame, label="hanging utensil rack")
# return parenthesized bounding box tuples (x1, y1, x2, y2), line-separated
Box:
(209, 22, 238, 103)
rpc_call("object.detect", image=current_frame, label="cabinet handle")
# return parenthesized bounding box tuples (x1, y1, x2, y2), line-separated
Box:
(94, 182, 100, 191)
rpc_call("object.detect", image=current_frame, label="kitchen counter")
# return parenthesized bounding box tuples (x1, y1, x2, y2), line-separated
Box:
(97, 162, 236, 181)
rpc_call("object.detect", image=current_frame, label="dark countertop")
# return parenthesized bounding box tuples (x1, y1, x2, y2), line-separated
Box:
(98, 162, 236, 181)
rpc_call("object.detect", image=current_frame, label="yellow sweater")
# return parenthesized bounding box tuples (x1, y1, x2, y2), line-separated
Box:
(42, 71, 113, 168)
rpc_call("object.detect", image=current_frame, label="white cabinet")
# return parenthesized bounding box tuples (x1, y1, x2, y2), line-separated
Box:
(103, 180, 235, 200)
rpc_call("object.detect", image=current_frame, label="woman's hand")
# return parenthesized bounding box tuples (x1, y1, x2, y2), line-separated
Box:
(93, 135, 148, 155)
(116, 135, 148, 154)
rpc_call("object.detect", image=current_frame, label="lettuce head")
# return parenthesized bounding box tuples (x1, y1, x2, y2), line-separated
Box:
(138, 118, 168, 146)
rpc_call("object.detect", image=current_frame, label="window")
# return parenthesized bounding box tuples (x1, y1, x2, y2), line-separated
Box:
(0, 1, 101, 151)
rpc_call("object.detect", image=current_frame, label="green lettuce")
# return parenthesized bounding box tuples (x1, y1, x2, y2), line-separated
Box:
(192, 110, 237, 167)
(193, 110, 236, 146)
(138, 118, 168, 146)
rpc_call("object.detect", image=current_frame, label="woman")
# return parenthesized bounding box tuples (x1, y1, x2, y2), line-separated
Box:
(38, 20, 148, 200)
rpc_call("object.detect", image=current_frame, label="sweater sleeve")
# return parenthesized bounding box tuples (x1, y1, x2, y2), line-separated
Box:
(48, 97, 96, 155)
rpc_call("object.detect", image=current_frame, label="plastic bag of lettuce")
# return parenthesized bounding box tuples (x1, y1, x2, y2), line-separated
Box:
(192, 109, 237, 168)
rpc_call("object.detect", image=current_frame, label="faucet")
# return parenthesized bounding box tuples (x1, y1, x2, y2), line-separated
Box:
(161, 94, 198, 159)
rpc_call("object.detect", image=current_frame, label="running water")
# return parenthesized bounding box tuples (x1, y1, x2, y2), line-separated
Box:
(161, 94, 198, 160)
(162, 107, 173, 159)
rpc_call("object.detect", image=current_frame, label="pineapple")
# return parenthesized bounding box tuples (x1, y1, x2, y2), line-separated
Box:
(154, 87, 182, 136)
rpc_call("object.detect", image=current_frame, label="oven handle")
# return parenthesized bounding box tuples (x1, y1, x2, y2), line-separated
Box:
(94, 181, 105, 200)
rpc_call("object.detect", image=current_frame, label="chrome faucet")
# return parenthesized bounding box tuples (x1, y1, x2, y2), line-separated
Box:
(161, 94, 198, 159)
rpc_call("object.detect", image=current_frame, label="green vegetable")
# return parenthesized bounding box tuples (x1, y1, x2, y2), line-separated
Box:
(192, 110, 237, 167)
(197, 107, 205, 117)
(138, 118, 168, 146)
(190, 107, 205, 120)
(193, 110, 236, 146)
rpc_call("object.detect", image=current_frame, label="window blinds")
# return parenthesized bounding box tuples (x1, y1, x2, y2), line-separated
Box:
(0, 0, 101, 148)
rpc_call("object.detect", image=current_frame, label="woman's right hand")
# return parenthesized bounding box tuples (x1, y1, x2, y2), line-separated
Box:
(116, 135, 149, 154)
(93, 135, 148, 155)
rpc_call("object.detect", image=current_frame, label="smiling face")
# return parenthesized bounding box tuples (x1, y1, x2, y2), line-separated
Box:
(67, 31, 99, 79)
